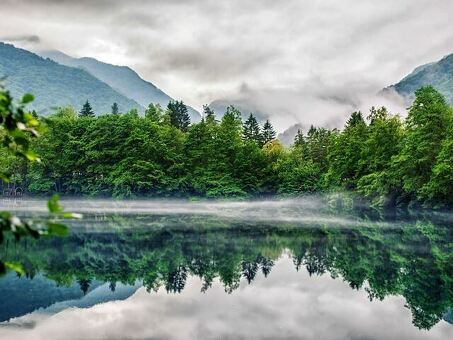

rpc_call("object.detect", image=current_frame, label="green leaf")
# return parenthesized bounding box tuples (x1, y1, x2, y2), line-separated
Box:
(0, 172, 11, 182)
(21, 93, 34, 104)
(48, 194, 63, 213)
(13, 136, 29, 148)
(0, 211, 11, 219)
(47, 223, 69, 236)
(23, 150, 39, 162)
(4, 262, 25, 275)
(62, 212, 83, 219)
(24, 112, 39, 127)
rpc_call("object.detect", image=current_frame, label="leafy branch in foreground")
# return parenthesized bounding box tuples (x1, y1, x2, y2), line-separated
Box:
(0, 85, 81, 274)
(0, 90, 40, 181)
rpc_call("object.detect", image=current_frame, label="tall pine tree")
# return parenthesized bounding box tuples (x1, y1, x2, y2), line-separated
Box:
(243, 113, 262, 145)
(262, 119, 276, 145)
(203, 104, 216, 125)
(80, 100, 95, 117)
(111, 102, 119, 115)
(293, 129, 308, 156)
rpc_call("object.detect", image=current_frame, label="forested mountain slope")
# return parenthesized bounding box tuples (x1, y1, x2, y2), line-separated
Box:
(386, 53, 453, 104)
(0, 42, 140, 114)
(39, 50, 201, 121)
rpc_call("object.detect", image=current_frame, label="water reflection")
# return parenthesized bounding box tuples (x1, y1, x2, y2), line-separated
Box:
(0, 202, 452, 339)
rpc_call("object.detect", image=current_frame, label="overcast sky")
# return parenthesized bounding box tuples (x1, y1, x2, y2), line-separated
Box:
(1, 0, 453, 130)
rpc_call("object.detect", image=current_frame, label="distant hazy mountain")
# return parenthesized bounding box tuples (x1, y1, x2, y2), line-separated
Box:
(0, 42, 140, 115)
(39, 50, 201, 121)
(277, 123, 306, 146)
(385, 53, 453, 105)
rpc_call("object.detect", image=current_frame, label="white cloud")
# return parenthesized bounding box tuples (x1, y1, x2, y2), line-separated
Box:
(0, 0, 452, 130)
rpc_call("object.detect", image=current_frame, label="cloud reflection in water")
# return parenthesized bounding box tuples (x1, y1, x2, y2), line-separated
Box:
(1, 256, 452, 340)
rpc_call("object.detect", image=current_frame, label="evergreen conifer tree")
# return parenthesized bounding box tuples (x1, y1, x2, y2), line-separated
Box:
(243, 113, 262, 145)
(80, 100, 95, 117)
(346, 111, 365, 127)
(294, 129, 306, 148)
(111, 102, 119, 115)
(203, 104, 216, 124)
(262, 119, 276, 145)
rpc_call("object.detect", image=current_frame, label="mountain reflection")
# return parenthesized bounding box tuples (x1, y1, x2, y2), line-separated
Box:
(0, 213, 452, 330)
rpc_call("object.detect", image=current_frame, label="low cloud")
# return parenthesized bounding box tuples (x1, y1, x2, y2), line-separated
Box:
(0, 0, 452, 131)
(1, 34, 40, 43)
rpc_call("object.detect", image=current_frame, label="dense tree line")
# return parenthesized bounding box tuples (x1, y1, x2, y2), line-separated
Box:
(1, 86, 452, 207)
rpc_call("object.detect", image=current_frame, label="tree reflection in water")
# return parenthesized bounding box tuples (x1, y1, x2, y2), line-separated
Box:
(0, 212, 452, 330)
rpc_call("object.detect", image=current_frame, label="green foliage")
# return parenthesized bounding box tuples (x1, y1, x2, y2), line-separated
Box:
(422, 117, 453, 206)
(392, 53, 453, 105)
(79, 100, 95, 117)
(111, 102, 119, 115)
(262, 119, 276, 145)
(0, 87, 80, 274)
(145, 103, 164, 123)
(243, 113, 262, 146)
(275, 127, 331, 194)
(0, 89, 41, 169)
(167, 100, 190, 132)
(396, 86, 452, 201)
(326, 111, 368, 189)
(203, 104, 216, 124)
(356, 107, 405, 206)
(2, 85, 452, 208)
(324, 88, 453, 208)
(305, 125, 335, 172)
(0, 42, 140, 115)
(278, 159, 323, 194)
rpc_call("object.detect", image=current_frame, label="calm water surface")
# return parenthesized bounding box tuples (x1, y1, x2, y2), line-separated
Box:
(0, 198, 452, 340)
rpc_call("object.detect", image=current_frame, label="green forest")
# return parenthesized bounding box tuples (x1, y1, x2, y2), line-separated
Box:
(1, 85, 452, 208)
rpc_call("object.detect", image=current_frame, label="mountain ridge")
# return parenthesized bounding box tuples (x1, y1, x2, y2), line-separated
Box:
(38, 49, 201, 121)
(385, 52, 453, 105)
(0, 42, 141, 115)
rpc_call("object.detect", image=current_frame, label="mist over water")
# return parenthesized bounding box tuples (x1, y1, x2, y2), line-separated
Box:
(0, 196, 423, 225)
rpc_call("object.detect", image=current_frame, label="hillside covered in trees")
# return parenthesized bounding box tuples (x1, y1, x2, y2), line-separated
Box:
(38, 50, 201, 122)
(387, 52, 453, 105)
(1, 85, 451, 208)
(0, 43, 140, 115)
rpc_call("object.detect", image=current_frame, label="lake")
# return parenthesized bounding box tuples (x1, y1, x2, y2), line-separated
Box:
(0, 198, 452, 340)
